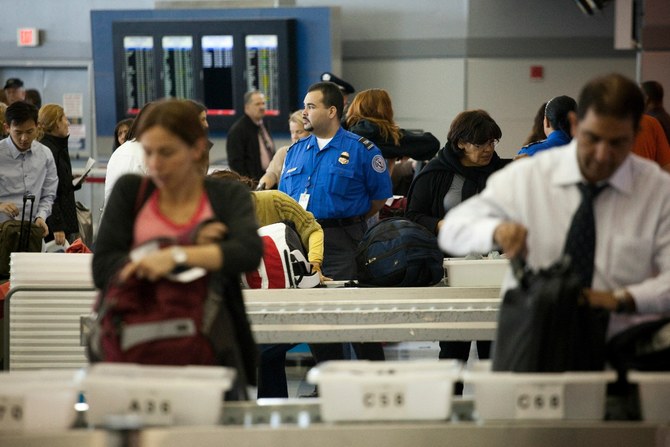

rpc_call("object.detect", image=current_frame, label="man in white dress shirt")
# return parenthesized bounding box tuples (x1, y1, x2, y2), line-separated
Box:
(439, 73, 670, 339)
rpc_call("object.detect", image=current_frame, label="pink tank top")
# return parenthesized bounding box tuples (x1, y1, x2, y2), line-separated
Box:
(133, 189, 215, 247)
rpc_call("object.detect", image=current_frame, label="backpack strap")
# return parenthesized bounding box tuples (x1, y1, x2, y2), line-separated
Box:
(134, 176, 152, 215)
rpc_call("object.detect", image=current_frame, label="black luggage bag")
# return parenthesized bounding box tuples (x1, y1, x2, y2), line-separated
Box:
(0, 193, 44, 279)
(492, 257, 610, 372)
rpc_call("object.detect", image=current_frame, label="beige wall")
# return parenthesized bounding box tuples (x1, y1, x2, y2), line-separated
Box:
(342, 57, 637, 157)
(466, 58, 636, 158)
(344, 58, 467, 142)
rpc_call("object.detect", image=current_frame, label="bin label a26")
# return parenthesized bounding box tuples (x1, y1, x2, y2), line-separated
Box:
(127, 390, 174, 425)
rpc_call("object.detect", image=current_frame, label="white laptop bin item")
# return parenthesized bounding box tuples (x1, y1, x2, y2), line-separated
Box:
(443, 258, 508, 287)
(628, 371, 670, 421)
(307, 360, 461, 422)
(0, 370, 80, 432)
(83, 363, 235, 427)
(463, 361, 615, 420)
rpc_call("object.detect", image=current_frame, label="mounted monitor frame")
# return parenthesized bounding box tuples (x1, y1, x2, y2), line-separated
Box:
(112, 19, 297, 132)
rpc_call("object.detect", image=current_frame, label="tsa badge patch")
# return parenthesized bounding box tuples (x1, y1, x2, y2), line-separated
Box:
(371, 154, 386, 173)
(338, 152, 350, 165)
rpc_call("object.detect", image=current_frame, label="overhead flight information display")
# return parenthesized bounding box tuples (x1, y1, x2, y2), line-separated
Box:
(245, 35, 280, 116)
(162, 36, 195, 100)
(202, 35, 235, 115)
(113, 19, 296, 130)
(122, 36, 156, 114)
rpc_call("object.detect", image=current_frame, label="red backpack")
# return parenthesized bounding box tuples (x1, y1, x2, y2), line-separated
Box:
(88, 237, 226, 365)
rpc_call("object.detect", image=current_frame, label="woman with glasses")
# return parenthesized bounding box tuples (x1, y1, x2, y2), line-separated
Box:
(405, 110, 509, 383)
(406, 109, 508, 235)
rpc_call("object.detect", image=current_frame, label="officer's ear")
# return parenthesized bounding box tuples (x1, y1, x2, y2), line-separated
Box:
(328, 105, 337, 119)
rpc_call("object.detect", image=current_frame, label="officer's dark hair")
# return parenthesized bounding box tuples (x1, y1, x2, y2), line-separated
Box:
(446, 109, 502, 159)
(544, 95, 576, 136)
(307, 82, 344, 120)
(5, 101, 38, 127)
(641, 81, 664, 104)
(577, 73, 644, 132)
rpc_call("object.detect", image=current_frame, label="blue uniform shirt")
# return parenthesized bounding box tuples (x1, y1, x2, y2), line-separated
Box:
(517, 130, 571, 156)
(279, 127, 392, 219)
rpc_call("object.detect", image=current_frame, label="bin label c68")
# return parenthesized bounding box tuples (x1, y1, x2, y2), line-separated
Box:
(514, 384, 564, 419)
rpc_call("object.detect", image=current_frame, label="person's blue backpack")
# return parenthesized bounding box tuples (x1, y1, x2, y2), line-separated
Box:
(355, 217, 444, 287)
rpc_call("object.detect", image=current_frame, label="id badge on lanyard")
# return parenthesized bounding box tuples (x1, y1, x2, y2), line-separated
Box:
(299, 192, 310, 210)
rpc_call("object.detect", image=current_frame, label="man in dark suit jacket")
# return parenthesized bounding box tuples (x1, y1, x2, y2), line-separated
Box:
(226, 91, 275, 180)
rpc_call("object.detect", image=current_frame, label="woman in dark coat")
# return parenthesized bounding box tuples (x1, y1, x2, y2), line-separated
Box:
(93, 99, 263, 394)
(38, 103, 80, 245)
(406, 110, 509, 378)
(346, 88, 439, 195)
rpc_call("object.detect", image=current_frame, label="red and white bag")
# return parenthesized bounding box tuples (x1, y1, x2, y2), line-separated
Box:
(243, 222, 321, 289)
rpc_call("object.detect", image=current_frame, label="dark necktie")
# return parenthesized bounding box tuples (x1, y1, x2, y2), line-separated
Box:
(563, 182, 607, 288)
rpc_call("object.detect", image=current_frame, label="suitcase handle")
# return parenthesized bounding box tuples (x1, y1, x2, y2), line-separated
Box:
(18, 192, 37, 252)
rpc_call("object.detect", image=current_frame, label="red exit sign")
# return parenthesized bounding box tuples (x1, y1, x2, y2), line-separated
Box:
(18, 28, 39, 47)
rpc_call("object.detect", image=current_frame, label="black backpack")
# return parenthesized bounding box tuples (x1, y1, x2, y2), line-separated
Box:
(355, 217, 444, 287)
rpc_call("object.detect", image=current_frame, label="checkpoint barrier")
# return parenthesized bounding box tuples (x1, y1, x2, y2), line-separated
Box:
(3, 253, 501, 370)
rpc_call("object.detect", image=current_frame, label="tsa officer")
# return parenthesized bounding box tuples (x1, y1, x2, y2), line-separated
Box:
(279, 81, 392, 280)
(280, 81, 392, 366)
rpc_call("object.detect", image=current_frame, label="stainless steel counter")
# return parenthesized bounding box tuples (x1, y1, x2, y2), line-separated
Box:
(3, 400, 668, 447)
(244, 285, 500, 343)
(137, 422, 669, 447)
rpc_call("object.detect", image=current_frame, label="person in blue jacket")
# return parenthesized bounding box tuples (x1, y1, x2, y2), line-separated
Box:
(516, 95, 576, 158)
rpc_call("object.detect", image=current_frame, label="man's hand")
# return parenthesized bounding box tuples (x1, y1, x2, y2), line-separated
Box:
(493, 221, 528, 259)
(53, 231, 66, 245)
(35, 217, 49, 238)
(0, 202, 19, 218)
(584, 288, 636, 313)
(583, 289, 617, 311)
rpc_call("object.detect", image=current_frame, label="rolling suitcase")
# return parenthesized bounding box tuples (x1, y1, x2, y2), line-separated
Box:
(0, 193, 44, 278)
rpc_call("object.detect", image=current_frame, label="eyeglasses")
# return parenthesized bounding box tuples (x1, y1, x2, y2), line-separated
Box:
(471, 139, 499, 150)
